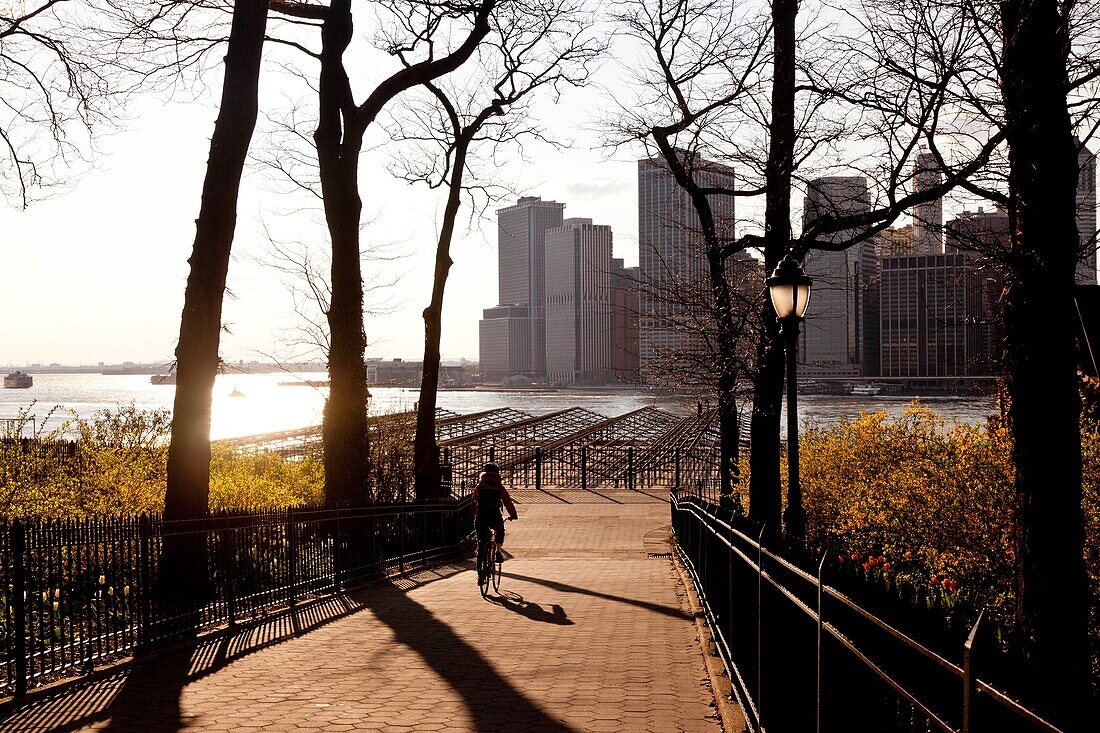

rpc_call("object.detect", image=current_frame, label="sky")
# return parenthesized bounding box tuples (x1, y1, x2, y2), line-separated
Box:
(0, 14, 652, 367)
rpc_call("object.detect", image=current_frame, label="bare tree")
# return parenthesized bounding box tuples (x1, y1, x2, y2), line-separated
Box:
(610, 0, 770, 507)
(0, 0, 116, 207)
(387, 0, 602, 501)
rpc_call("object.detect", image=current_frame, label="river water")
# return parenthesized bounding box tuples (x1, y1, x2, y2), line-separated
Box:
(0, 372, 999, 440)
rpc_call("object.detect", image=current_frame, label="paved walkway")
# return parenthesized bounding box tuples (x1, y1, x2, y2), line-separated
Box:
(1, 495, 721, 732)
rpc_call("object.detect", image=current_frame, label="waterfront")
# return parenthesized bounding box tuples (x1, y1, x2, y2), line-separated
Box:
(0, 372, 999, 440)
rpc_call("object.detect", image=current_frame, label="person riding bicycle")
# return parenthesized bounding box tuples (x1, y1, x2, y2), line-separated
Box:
(472, 462, 517, 563)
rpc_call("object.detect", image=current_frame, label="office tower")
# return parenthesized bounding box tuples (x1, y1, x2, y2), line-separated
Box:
(912, 150, 943, 255)
(1078, 139, 1098, 285)
(479, 306, 536, 382)
(800, 176, 874, 377)
(478, 196, 565, 381)
(945, 207, 1010, 374)
(879, 253, 990, 377)
(874, 225, 914, 258)
(637, 154, 735, 385)
(611, 258, 641, 383)
(544, 218, 613, 384)
(945, 206, 1009, 255)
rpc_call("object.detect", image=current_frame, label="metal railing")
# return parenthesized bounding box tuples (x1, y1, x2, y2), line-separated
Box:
(0, 499, 473, 697)
(670, 492, 1063, 733)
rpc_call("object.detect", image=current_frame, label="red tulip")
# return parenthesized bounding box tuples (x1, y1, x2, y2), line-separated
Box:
(882, 562, 891, 571)
(930, 575, 939, 585)
(904, 551, 912, 560)
(862, 562, 871, 572)
(837, 555, 845, 564)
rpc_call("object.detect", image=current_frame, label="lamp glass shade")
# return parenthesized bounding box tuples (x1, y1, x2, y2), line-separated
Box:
(770, 282, 811, 319)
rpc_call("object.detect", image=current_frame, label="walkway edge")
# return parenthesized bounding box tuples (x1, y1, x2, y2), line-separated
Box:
(671, 537, 750, 733)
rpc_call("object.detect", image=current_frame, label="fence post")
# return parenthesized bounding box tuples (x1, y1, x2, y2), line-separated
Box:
(675, 448, 682, 489)
(138, 514, 152, 646)
(535, 447, 542, 491)
(223, 515, 236, 628)
(489, 446, 495, 463)
(962, 611, 984, 733)
(627, 447, 634, 490)
(399, 510, 406, 575)
(287, 507, 297, 606)
(817, 553, 827, 733)
(334, 506, 342, 591)
(728, 521, 735, 701)
(581, 446, 588, 491)
(757, 524, 765, 728)
(12, 519, 27, 697)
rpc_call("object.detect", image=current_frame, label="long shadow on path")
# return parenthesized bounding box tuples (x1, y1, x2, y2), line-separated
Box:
(355, 582, 576, 732)
(500, 570, 689, 620)
(0, 566, 467, 733)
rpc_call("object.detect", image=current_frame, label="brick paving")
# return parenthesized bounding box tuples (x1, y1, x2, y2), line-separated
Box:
(1, 496, 721, 733)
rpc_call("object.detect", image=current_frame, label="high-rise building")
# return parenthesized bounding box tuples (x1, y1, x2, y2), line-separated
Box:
(479, 305, 536, 382)
(800, 176, 874, 377)
(1078, 139, 1097, 285)
(874, 225, 914, 258)
(637, 154, 735, 385)
(479, 196, 565, 381)
(879, 253, 992, 377)
(945, 207, 1009, 373)
(544, 218, 614, 384)
(611, 258, 641, 383)
(912, 150, 944, 255)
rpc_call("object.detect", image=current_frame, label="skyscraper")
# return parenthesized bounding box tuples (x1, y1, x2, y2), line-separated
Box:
(479, 196, 565, 381)
(610, 258, 641, 383)
(912, 150, 944, 255)
(637, 154, 735, 385)
(800, 176, 874, 377)
(1077, 139, 1097, 285)
(544, 218, 613, 384)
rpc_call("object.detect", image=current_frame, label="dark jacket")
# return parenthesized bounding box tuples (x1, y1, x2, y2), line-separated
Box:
(472, 472, 518, 522)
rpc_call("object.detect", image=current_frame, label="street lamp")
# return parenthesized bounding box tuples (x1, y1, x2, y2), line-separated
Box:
(766, 253, 812, 553)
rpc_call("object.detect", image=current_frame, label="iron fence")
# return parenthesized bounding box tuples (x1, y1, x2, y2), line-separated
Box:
(0, 499, 472, 697)
(670, 493, 1064, 733)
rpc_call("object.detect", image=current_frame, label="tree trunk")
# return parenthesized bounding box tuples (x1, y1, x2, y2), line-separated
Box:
(414, 139, 470, 502)
(316, 0, 370, 507)
(164, 0, 269, 521)
(999, 0, 1091, 725)
(749, 0, 797, 545)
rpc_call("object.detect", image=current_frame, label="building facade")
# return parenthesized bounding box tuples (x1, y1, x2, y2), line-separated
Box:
(478, 305, 536, 382)
(800, 176, 875, 378)
(911, 150, 944, 255)
(544, 218, 614, 384)
(879, 253, 994, 377)
(637, 154, 735, 385)
(1078, 139, 1098, 285)
(611, 258, 641, 383)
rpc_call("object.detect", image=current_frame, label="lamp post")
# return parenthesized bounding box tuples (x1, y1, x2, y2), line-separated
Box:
(766, 253, 812, 553)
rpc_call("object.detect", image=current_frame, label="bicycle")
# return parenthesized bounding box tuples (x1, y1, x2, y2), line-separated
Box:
(476, 518, 513, 597)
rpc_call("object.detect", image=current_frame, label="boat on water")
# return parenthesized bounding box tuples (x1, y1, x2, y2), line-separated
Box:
(229, 386, 245, 398)
(150, 373, 176, 385)
(4, 371, 32, 389)
(850, 385, 882, 397)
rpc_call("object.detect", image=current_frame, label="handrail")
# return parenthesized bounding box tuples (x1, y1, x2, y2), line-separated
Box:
(670, 491, 1066, 733)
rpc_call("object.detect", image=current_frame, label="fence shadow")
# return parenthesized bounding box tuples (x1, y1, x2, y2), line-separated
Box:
(0, 564, 467, 733)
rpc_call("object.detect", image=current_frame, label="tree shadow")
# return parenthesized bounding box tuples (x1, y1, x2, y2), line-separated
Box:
(499, 570, 688, 620)
(0, 565, 467, 733)
(353, 583, 576, 732)
(487, 590, 574, 625)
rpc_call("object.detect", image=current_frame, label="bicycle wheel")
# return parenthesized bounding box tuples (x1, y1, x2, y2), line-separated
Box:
(477, 544, 490, 597)
(491, 540, 502, 592)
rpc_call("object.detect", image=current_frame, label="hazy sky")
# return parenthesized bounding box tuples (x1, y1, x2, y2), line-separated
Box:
(0, 16, 649, 366)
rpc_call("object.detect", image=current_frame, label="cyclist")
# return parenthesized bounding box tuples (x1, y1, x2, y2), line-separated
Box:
(472, 462, 518, 564)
